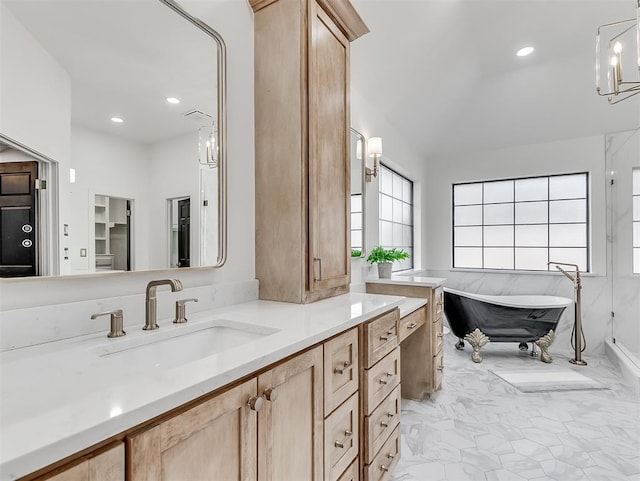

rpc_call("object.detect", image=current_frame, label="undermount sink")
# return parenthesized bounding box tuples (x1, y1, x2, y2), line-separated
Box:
(91, 319, 280, 368)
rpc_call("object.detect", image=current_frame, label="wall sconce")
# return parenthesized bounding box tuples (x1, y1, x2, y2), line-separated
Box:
(365, 136, 382, 182)
(595, 0, 640, 104)
(198, 122, 218, 167)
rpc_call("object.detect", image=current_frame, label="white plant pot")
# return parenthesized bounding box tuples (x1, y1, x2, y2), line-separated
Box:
(377, 262, 392, 279)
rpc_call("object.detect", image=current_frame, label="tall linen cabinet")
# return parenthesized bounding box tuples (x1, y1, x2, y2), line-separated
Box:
(251, 0, 368, 303)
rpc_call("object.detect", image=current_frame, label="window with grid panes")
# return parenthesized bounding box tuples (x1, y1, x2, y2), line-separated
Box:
(452, 173, 589, 271)
(634, 169, 640, 274)
(379, 164, 413, 271)
(350, 193, 363, 254)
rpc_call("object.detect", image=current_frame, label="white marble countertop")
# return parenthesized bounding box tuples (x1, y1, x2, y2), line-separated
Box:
(0, 292, 403, 480)
(366, 275, 447, 288)
(398, 296, 428, 317)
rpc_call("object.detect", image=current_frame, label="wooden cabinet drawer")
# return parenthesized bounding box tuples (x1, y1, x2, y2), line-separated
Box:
(336, 457, 359, 481)
(398, 306, 426, 343)
(324, 328, 359, 415)
(363, 347, 400, 415)
(324, 393, 359, 481)
(433, 349, 444, 391)
(364, 426, 400, 481)
(363, 384, 401, 465)
(434, 287, 444, 320)
(432, 316, 444, 354)
(362, 309, 399, 368)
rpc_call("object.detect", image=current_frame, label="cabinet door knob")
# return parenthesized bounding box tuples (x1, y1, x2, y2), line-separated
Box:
(386, 453, 395, 460)
(264, 387, 278, 402)
(248, 396, 264, 412)
(334, 429, 353, 448)
(334, 361, 352, 374)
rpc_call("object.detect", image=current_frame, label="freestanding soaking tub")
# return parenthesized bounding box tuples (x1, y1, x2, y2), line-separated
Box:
(443, 288, 573, 363)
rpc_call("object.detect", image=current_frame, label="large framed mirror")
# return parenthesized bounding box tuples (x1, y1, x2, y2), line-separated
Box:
(350, 128, 365, 258)
(0, 0, 226, 278)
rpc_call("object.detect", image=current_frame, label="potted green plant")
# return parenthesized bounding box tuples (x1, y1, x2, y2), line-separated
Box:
(366, 246, 409, 279)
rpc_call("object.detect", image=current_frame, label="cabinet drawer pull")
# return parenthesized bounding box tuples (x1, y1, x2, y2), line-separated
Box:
(379, 372, 394, 385)
(248, 396, 264, 412)
(380, 465, 389, 472)
(263, 387, 278, 401)
(334, 429, 353, 448)
(379, 330, 395, 342)
(406, 322, 418, 329)
(380, 420, 389, 428)
(437, 332, 444, 338)
(387, 411, 395, 418)
(333, 361, 352, 374)
(437, 365, 444, 372)
(386, 453, 395, 460)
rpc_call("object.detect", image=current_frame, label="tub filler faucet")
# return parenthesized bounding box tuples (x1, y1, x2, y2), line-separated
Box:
(548, 261, 587, 366)
(144, 278, 183, 330)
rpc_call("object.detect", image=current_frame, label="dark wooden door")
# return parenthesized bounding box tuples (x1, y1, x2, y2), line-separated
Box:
(178, 198, 190, 267)
(0, 162, 38, 277)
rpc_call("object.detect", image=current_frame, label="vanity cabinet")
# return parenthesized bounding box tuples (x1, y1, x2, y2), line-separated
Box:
(39, 444, 124, 481)
(366, 283, 445, 399)
(324, 327, 360, 481)
(251, 0, 368, 303)
(359, 308, 401, 481)
(127, 346, 323, 481)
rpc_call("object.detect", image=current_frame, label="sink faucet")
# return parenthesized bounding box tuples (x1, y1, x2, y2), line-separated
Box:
(144, 279, 183, 330)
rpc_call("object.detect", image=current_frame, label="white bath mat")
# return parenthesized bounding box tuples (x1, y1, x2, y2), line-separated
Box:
(491, 369, 609, 393)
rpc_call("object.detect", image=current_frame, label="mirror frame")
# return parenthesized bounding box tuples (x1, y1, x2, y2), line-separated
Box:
(350, 128, 366, 258)
(163, 0, 227, 269)
(0, 0, 227, 278)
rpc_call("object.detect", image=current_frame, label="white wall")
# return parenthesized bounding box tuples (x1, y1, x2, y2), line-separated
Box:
(69, 125, 150, 272)
(0, 3, 72, 275)
(425, 135, 611, 354)
(0, 1, 256, 309)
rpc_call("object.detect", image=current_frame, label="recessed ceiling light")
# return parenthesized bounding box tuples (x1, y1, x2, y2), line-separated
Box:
(516, 46, 534, 57)
(110, 117, 124, 123)
(166, 97, 180, 104)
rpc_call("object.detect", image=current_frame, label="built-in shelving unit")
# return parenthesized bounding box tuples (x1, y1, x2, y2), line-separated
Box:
(94, 195, 129, 271)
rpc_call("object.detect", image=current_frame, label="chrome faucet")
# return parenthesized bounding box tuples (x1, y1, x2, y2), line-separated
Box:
(144, 279, 183, 330)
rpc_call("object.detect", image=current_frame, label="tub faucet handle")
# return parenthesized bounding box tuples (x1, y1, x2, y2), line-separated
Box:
(91, 309, 126, 338)
(173, 298, 198, 324)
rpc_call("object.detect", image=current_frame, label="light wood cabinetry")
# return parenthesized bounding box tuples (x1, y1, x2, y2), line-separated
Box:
(257, 346, 324, 481)
(359, 308, 401, 481)
(251, 0, 368, 303)
(366, 283, 445, 400)
(127, 378, 258, 481)
(128, 346, 323, 481)
(324, 327, 360, 481)
(40, 444, 124, 481)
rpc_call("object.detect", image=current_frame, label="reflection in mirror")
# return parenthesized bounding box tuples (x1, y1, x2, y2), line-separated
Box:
(0, 0, 226, 278)
(350, 128, 365, 258)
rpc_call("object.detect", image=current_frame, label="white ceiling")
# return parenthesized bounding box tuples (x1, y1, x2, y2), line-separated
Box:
(4, 0, 218, 145)
(350, 0, 640, 159)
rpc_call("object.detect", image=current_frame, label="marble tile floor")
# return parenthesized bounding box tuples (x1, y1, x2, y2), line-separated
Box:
(393, 333, 640, 481)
